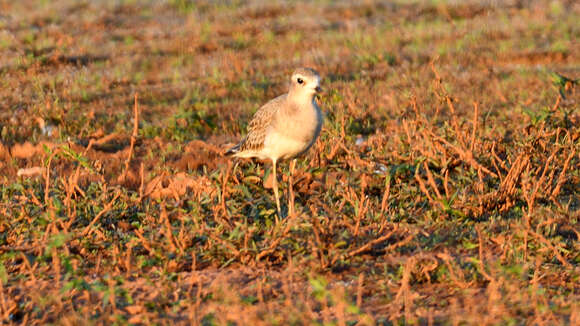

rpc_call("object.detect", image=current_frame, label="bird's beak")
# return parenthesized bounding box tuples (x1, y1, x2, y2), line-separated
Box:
(315, 86, 323, 93)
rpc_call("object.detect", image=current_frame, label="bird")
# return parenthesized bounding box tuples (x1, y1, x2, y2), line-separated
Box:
(226, 67, 323, 216)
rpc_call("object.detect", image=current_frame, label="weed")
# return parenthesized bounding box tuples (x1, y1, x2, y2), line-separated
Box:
(0, 0, 578, 325)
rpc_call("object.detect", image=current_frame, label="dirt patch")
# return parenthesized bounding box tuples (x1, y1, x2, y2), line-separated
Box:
(168, 139, 225, 172)
(144, 172, 215, 201)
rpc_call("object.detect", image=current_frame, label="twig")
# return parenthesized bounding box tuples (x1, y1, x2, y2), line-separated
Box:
(356, 273, 364, 308)
(44, 148, 60, 206)
(446, 96, 467, 149)
(415, 172, 434, 203)
(380, 175, 391, 214)
(423, 162, 442, 200)
(138, 161, 145, 202)
(476, 226, 493, 282)
(551, 149, 575, 199)
(428, 129, 498, 177)
(161, 201, 178, 252)
(347, 226, 399, 258)
(121, 93, 140, 181)
(81, 191, 121, 236)
(550, 95, 561, 112)
(527, 148, 559, 214)
(470, 102, 478, 152)
(256, 214, 295, 261)
(220, 161, 232, 218)
(527, 229, 571, 268)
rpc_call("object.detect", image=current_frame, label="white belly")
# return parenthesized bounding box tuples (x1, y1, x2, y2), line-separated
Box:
(262, 131, 312, 160)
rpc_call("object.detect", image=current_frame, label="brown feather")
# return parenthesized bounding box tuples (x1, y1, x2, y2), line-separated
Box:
(235, 94, 286, 153)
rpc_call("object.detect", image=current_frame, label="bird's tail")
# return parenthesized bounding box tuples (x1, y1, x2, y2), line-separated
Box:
(225, 142, 241, 156)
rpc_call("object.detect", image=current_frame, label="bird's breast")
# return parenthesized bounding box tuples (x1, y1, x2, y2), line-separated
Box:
(264, 101, 322, 160)
(282, 102, 321, 139)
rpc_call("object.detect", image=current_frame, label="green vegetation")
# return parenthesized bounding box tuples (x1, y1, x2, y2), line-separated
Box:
(0, 0, 578, 324)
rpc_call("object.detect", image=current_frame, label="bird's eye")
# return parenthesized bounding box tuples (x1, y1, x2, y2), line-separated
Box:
(297, 78, 304, 84)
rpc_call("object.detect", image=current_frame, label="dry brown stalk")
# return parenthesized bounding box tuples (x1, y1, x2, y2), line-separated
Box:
(501, 154, 529, 195)
(479, 152, 530, 213)
(550, 95, 561, 112)
(491, 141, 508, 172)
(346, 226, 399, 258)
(525, 148, 558, 216)
(489, 153, 503, 186)
(401, 119, 413, 146)
(353, 187, 369, 237)
(81, 191, 121, 236)
(429, 57, 442, 95)
(19, 251, 37, 282)
(544, 161, 559, 195)
(436, 252, 471, 289)
(256, 214, 295, 261)
(288, 159, 296, 216)
(107, 277, 116, 310)
(326, 140, 343, 161)
(534, 217, 557, 234)
(0, 282, 8, 322)
(282, 265, 293, 308)
(445, 96, 467, 150)
(208, 232, 240, 258)
(220, 161, 232, 218)
(51, 246, 61, 289)
(138, 162, 145, 202)
(476, 227, 493, 282)
(123, 242, 134, 275)
(311, 217, 327, 268)
(335, 287, 348, 326)
(44, 148, 61, 206)
(395, 255, 419, 324)
(527, 229, 571, 268)
(431, 131, 497, 177)
(423, 161, 442, 200)
(550, 148, 576, 199)
(134, 228, 152, 254)
(160, 202, 178, 252)
(356, 273, 364, 308)
(571, 303, 580, 325)
(141, 171, 166, 198)
(326, 114, 346, 161)
(414, 168, 436, 205)
(63, 168, 84, 232)
(121, 93, 140, 182)
(380, 175, 391, 214)
(443, 169, 450, 198)
(25, 188, 42, 207)
(470, 102, 478, 152)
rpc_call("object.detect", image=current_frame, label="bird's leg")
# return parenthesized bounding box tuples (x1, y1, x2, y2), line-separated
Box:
(231, 160, 240, 183)
(272, 159, 281, 219)
(288, 159, 297, 216)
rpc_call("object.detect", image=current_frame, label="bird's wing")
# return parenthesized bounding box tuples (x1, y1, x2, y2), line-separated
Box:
(227, 95, 286, 154)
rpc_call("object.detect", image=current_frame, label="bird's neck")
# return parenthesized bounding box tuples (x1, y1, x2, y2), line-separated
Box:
(288, 92, 315, 107)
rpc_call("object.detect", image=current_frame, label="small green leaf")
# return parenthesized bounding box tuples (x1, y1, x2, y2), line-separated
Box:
(462, 240, 478, 250)
(0, 263, 7, 284)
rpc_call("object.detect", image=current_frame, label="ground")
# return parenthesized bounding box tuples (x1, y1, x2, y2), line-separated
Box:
(0, 0, 579, 325)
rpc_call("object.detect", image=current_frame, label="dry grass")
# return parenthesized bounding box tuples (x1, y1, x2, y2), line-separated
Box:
(0, 0, 579, 325)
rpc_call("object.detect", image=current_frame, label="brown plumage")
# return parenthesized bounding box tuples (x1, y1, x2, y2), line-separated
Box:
(226, 68, 323, 215)
(226, 95, 285, 154)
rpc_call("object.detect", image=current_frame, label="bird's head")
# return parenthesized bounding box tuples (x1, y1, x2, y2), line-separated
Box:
(289, 68, 322, 98)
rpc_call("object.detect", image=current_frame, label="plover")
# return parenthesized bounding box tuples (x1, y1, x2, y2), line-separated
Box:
(226, 68, 323, 216)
